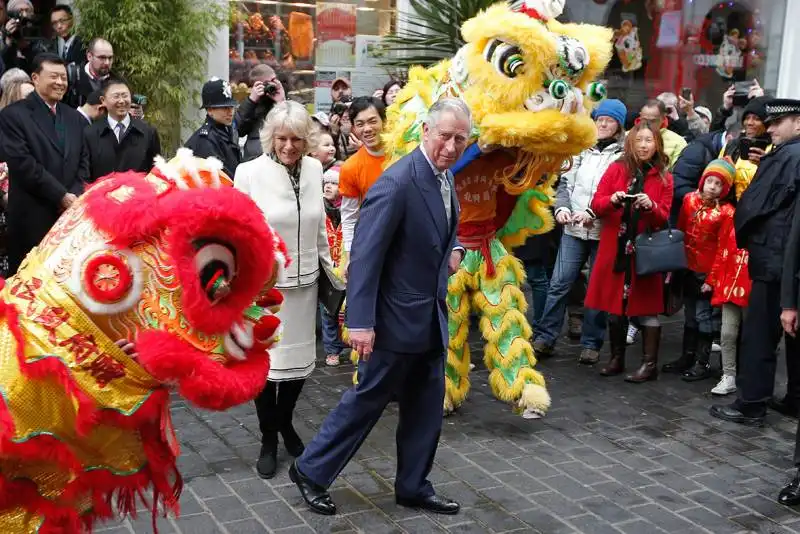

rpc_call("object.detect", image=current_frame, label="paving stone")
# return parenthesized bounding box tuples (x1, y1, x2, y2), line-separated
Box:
(465, 503, 528, 532)
(250, 500, 305, 530)
(678, 507, 748, 534)
(152, 330, 800, 533)
(574, 495, 637, 524)
(345, 510, 404, 533)
(628, 503, 697, 532)
(173, 513, 225, 534)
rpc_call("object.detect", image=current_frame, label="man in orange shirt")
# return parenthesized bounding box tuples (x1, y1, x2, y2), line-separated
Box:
(339, 96, 387, 276)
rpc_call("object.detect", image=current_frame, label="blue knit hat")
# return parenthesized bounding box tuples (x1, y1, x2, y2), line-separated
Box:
(591, 99, 627, 128)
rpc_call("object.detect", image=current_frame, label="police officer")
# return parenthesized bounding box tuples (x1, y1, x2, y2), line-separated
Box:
(710, 98, 800, 428)
(185, 78, 241, 177)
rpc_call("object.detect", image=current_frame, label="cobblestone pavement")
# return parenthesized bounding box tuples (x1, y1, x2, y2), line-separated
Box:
(99, 315, 800, 533)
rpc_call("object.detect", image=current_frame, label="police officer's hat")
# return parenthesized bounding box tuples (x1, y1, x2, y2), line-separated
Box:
(764, 98, 800, 125)
(201, 77, 238, 109)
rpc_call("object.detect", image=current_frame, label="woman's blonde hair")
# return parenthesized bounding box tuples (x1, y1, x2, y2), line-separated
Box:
(0, 79, 33, 110)
(260, 101, 319, 157)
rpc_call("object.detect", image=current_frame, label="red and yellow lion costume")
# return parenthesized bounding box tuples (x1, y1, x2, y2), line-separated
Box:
(0, 151, 288, 532)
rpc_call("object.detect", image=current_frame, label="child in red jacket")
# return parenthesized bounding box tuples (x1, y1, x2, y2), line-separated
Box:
(704, 216, 751, 395)
(663, 158, 736, 381)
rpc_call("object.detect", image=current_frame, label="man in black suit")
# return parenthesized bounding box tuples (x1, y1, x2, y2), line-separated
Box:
(49, 5, 85, 66)
(84, 78, 160, 182)
(0, 53, 89, 273)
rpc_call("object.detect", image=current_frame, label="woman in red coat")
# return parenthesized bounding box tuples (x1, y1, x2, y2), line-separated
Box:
(586, 120, 674, 383)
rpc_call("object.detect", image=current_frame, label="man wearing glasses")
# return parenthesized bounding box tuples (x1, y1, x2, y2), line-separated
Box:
(49, 4, 84, 66)
(64, 37, 114, 109)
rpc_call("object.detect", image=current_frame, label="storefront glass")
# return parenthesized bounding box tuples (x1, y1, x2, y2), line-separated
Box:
(562, 0, 786, 113)
(228, 0, 396, 112)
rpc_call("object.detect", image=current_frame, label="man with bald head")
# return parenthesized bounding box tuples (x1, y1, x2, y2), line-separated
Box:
(64, 37, 115, 108)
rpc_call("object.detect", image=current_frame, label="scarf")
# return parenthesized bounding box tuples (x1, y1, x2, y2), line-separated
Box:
(270, 152, 302, 194)
(614, 162, 653, 303)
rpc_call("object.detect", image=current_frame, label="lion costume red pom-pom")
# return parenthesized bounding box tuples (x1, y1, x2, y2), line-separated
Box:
(0, 150, 289, 533)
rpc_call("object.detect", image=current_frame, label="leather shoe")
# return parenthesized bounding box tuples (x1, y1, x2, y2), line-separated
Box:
(709, 403, 765, 426)
(289, 461, 336, 515)
(396, 494, 460, 515)
(779, 472, 800, 506)
(769, 397, 799, 418)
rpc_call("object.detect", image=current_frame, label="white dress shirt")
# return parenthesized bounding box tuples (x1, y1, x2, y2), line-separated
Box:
(108, 114, 131, 142)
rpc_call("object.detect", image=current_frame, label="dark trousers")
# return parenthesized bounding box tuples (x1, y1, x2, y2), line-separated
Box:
(254, 379, 305, 440)
(737, 280, 800, 410)
(296, 347, 445, 498)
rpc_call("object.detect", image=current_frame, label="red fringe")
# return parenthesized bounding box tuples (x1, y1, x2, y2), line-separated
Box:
(136, 330, 270, 411)
(0, 299, 182, 533)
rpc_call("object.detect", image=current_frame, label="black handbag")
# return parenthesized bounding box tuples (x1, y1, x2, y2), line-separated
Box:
(634, 223, 688, 276)
(318, 262, 346, 316)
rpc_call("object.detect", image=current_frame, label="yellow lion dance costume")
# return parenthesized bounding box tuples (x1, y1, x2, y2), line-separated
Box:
(0, 151, 289, 533)
(377, 0, 612, 418)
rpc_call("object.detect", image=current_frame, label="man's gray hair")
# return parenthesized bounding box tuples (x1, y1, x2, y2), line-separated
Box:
(424, 98, 472, 130)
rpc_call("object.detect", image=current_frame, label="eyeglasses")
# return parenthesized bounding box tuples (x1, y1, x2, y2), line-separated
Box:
(51, 17, 72, 27)
(93, 55, 114, 61)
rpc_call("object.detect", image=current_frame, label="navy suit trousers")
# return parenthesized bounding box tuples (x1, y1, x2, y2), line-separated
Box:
(296, 347, 445, 498)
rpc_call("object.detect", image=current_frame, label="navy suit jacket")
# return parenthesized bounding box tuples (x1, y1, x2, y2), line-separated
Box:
(346, 147, 460, 354)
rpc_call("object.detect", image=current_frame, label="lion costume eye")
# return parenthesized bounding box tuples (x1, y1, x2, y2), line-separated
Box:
(483, 38, 525, 78)
(555, 35, 590, 77)
(194, 242, 237, 303)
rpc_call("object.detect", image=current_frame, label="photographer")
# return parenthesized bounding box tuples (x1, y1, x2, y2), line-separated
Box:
(64, 38, 114, 108)
(2, 0, 47, 75)
(236, 64, 285, 162)
(710, 78, 765, 133)
(329, 97, 360, 161)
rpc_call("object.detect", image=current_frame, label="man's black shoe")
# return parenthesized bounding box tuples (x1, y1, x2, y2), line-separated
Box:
(769, 397, 799, 418)
(289, 461, 336, 515)
(709, 403, 765, 426)
(779, 471, 800, 506)
(396, 494, 460, 515)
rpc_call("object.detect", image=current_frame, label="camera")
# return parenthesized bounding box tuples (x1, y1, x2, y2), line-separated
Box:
(6, 10, 34, 35)
(132, 94, 148, 106)
(732, 80, 754, 107)
(331, 94, 353, 116)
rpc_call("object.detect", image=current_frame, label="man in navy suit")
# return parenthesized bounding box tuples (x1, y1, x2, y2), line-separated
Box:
(290, 98, 470, 515)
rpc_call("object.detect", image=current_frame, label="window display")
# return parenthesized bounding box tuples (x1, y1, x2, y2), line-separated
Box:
(567, 0, 786, 113)
(228, 1, 396, 111)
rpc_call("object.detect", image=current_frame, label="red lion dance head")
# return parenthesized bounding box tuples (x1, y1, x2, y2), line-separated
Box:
(0, 150, 287, 532)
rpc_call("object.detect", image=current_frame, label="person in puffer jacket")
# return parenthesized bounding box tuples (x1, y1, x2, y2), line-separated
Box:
(663, 158, 735, 381)
(705, 216, 751, 396)
(532, 99, 626, 365)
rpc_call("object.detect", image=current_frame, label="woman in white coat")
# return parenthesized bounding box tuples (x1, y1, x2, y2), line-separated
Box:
(234, 101, 334, 479)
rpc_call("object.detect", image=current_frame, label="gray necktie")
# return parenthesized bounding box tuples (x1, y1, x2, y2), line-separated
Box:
(116, 122, 126, 142)
(437, 171, 452, 227)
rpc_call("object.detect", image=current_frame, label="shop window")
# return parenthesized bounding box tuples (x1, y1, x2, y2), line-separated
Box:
(229, 0, 396, 111)
(595, 0, 785, 113)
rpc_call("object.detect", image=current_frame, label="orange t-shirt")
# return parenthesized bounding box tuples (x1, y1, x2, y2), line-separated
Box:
(455, 150, 517, 224)
(338, 146, 386, 202)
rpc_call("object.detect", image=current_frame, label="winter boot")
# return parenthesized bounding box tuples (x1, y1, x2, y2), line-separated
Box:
(683, 332, 714, 382)
(256, 431, 278, 479)
(600, 316, 627, 376)
(662, 326, 697, 373)
(626, 326, 660, 383)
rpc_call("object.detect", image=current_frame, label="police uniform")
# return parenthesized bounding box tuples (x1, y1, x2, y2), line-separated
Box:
(184, 79, 241, 177)
(771, 99, 800, 508)
(711, 99, 800, 427)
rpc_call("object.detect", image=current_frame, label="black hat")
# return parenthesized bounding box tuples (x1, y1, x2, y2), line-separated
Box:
(741, 96, 772, 123)
(201, 78, 237, 109)
(764, 98, 800, 125)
